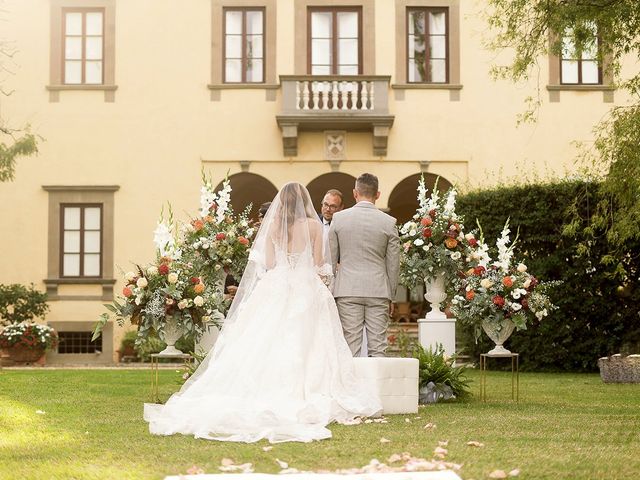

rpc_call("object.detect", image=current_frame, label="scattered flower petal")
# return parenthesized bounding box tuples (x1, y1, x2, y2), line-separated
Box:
(262, 446, 273, 452)
(387, 454, 402, 463)
(509, 469, 521, 477)
(220, 458, 234, 467)
(35, 410, 46, 415)
(423, 423, 436, 430)
(466, 441, 485, 447)
(489, 470, 508, 479)
(275, 459, 288, 469)
(438, 440, 449, 447)
(186, 466, 204, 475)
(405, 418, 411, 423)
(380, 437, 392, 444)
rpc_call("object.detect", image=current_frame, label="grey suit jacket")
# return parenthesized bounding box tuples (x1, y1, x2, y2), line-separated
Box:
(329, 202, 400, 300)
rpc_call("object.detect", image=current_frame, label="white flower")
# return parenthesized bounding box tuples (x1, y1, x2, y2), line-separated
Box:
(465, 233, 475, 241)
(413, 238, 425, 246)
(135, 296, 142, 306)
(193, 296, 204, 307)
(451, 251, 461, 260)
(201, 315, 210, 323)
(124, 271, 136, 282)
(517, 263, 528, 272)
(409, 229, 417, 237)
(168, 273, 179, 284)
(480, 278, 494, 289)
(523, 278, 532, 289)
(214, 264, 222, 271)
(177, 299, 188, 310)
(147, 266, 158, 276)
(136, 277, 148, 288)
(511, 302, 522, 311)
(153, 221, 175, 257)
(422, 245, 431, 252)
(201, 243, 210, 250)
(535, 308, 548, 320)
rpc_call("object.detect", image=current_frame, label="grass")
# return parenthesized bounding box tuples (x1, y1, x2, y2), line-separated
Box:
(1, 369, 639, 480)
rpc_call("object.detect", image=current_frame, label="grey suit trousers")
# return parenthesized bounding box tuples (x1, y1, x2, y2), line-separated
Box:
(336, 296, 389, 357)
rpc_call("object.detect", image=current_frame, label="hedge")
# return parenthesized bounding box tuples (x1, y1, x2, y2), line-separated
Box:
(455, 180, 640, 372)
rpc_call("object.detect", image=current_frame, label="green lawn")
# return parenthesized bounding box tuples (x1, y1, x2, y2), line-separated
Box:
(1, 369, 639, 480)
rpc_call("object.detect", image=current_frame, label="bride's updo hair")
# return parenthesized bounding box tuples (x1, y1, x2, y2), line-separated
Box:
(278, 182, 315, 224)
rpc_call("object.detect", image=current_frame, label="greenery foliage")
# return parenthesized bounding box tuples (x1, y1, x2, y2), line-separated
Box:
(456, 180, 640, 371)
(484, 0, 640, 276)
(0, 129, 39, 182)
(412, 343, 472, 400)
(0, 283, 49, 326)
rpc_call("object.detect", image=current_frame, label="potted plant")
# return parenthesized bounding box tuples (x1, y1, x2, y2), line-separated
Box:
(450, 220, 557, 355)
(0, 284, 53, 365)
(0, 322, 58, 364)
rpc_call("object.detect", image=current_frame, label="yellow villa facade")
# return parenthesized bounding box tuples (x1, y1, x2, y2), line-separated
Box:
(0, 0, 634, 363)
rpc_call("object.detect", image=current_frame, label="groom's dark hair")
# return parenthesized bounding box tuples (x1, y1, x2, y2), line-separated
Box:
(355, 173, 378, 198)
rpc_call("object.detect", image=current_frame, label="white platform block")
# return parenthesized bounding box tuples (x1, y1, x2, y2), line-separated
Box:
(352, 357, 419, 414)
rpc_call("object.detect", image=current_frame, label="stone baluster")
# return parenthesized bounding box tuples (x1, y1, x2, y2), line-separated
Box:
(301, 81, 310, 110)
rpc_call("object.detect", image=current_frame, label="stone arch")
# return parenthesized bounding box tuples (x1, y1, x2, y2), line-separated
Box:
(388, 173, 454, 224)
(306, 172, 358, 212)
(215, 173, 278, 219)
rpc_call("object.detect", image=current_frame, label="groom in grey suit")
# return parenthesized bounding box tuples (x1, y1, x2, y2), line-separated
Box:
(328, 173, 401, 357)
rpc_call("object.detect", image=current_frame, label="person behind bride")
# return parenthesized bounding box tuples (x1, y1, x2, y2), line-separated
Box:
(144, 182, 382, 443)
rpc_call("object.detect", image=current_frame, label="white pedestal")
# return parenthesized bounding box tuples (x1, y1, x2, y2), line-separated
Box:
(418, 315, 456, 358)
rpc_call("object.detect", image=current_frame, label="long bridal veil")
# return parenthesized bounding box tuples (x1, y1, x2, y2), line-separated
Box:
(182, 182, 323, 387)
(144, 182, 382, 443)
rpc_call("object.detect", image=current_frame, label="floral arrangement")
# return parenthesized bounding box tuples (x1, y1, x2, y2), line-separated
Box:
(450, 220, 557, 340)
(93, 174, 254, 345)
(0, 322, 59, 350)
(399, 177, 480, 288)
(179, 176, 256, 285)
(96, 256, 227, 345)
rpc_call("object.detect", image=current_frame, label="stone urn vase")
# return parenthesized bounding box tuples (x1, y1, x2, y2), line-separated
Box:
(159, 315, 184, 355)
(481, 318, 516, 355)
(424, 272, 447, 319)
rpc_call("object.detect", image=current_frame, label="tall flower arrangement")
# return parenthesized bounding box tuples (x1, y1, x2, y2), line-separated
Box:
(93, 174, 255, 345)
(180, 176, 255, 286)
(399, 177, 480, 289)
(450, 220, 557, 341)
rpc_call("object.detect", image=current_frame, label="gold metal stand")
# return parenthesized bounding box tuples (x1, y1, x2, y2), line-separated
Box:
(150, 353, 192, 403)
(479, 353, 519, 403)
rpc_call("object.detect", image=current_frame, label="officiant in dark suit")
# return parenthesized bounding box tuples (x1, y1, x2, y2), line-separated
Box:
(319, 189, 344, 262)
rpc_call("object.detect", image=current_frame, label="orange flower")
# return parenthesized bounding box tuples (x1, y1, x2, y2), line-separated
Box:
(122, 287, 133, 297)
(465, 290, 475, 301)
(466, 268, 475, 277)
(444, 237, 458, 249)
(192, 219, 204, 231)
(502, 276, 514, 287)
(420, 217, 433, 227)
(238, 236, 250, 246)
(193, 283, 205, 294)
(203, 215, 214, 223)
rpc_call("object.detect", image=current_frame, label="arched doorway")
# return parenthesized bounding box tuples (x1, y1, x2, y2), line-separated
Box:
(306, 172, 357, 213)
(388, 173, 453, 224)
(215, 173, 278, 219)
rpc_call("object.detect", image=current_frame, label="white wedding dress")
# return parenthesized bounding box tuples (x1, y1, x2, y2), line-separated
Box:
(144, 183, 382, 443)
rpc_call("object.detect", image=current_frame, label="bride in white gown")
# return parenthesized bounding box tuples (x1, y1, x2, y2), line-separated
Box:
(144, 182, 382, 443)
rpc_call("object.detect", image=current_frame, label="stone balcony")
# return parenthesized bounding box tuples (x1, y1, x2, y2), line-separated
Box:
(276, 75, 395, 156)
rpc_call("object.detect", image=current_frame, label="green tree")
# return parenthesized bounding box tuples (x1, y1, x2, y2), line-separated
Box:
(0, 3, 39, 182)
(485, 0, 640, 278)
